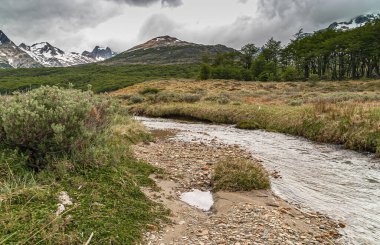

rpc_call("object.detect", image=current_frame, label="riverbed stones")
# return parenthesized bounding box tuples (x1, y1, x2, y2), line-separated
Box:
(134, 130, 341, 245)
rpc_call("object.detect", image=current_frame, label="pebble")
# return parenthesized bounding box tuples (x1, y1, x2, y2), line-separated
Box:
(134, 136, 342, 245)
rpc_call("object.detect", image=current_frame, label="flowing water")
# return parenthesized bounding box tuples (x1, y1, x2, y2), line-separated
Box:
(137, 116, 380, 244)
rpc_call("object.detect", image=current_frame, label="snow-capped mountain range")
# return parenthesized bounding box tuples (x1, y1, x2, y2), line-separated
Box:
(19, 42, 96, 67)
(0, 30, 116, 69)
(0, 31, 42, 69)
(329, 13, 380, 31)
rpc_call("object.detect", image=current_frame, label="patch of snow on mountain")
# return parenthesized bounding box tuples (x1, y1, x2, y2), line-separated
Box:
(19, 42, 96, 67)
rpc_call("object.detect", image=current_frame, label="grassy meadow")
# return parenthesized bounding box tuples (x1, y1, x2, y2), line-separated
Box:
(115, 79, 380, 155)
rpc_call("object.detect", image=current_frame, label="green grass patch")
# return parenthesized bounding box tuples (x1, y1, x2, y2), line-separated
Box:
(0, 151, 168, 244)
(212, 158, 270, 191)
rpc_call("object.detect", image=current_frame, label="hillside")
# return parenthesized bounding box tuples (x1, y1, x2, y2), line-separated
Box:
(0, 63, 199, 93)
(104, 36, 236, 65)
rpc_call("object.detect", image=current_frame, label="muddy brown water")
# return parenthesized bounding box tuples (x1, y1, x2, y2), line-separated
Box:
(137, 116, 380, 245)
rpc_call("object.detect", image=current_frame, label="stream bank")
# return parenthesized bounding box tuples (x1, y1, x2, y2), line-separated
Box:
(133, 131, 340, 244)
(136, 116, 380, 244)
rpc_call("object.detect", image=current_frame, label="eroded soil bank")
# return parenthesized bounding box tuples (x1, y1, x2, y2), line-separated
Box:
(132, 130, 341, 245)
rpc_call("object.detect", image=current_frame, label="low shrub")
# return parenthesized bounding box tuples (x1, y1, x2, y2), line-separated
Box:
(258, 72, 270, 82)
(181, 93, 201, 103)
(212, 158, 270, 191)
(128, 94, 145, 104)
(204, 93, 231, 104)
(309, 74, 319, 86)
(282, 66, 300, 81)
(147, 92, 201, 104)
(139, 87, 160, 95)
(288, 99, 303, 106)
(199, 64, 211, 80)
(0, 86, 115, 169)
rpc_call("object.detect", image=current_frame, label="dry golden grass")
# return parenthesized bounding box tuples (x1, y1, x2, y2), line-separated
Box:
(113, 79, 380, 106)
(113, 79, 380, 155)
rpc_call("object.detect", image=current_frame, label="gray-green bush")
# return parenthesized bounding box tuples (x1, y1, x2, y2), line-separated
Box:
(146, 92, 201, 103)
(0, 86, 114, 169)
(128, 94, 145, 104)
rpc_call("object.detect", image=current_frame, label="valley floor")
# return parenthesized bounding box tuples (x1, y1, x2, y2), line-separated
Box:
(133, 129, 341, 245)
(115, 79, 380, 156)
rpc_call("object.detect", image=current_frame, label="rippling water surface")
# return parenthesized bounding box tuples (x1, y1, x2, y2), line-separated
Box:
(137, 117, 380, 244)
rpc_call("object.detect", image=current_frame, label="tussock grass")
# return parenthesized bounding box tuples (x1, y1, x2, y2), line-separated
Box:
(212, 158, 270, 191)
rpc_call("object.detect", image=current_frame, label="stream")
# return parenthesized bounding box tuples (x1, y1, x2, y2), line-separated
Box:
(137, 116, 380, 244)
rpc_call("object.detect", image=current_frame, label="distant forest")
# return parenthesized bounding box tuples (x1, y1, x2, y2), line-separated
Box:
(200, 19, 380, 81)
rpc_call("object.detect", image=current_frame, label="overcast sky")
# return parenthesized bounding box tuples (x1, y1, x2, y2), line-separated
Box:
(0, 0, 379, 53)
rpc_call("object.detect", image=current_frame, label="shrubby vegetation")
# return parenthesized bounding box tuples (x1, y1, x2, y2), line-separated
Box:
(0, 63, 199, 94)
(0, 86, 114, 169)
(200, 19, 380, 81)
(0, 87, 167, 243)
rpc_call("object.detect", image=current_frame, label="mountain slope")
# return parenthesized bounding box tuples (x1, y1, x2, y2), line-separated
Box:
(19, 42, 97, 67)
(0, 31, 43, 69)
(104, 36, 236, 65)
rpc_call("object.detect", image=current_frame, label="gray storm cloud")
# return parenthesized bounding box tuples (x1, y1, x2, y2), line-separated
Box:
(0, 0, 379, 53)
(0, 0, 182, 51)
(138, 0, 380, 49)
(0, 0, 122, 50)
(257, 0, 380, 23)
(108, 0, 182, 7)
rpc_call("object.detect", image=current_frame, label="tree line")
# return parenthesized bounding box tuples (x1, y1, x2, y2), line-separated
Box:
(200, 19, 380, 81)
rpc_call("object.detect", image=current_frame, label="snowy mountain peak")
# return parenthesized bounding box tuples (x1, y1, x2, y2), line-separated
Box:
(82, 46, 116, 61)
(19, 42, 96, 67)
(0, 30, 12, 45)
(30, 42, 65, 57)
(128, 35, 192, 52)
(0, 31, 42, 69)
(329, 13, 380, 31)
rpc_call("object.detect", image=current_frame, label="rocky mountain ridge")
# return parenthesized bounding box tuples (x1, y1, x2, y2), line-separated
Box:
(0, 30, 116, 68)
(105, 35, 236, 65)
(82, 46, 116, 61)
(0, 31, 42, 69)
(329, 13, 379, 31)
(19, 42, 96, 67)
